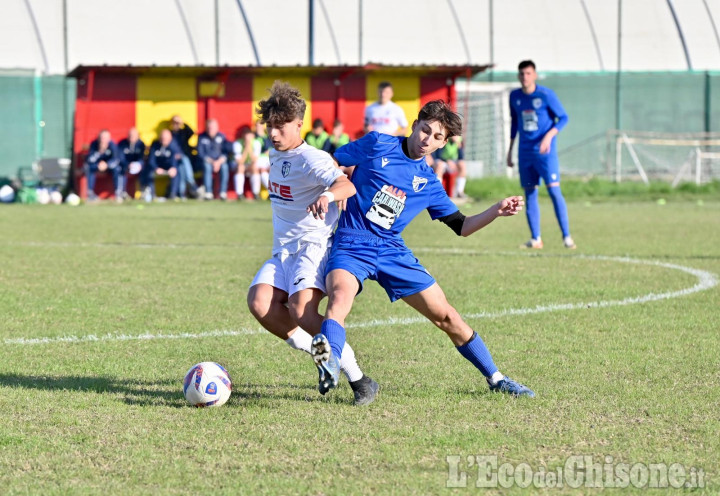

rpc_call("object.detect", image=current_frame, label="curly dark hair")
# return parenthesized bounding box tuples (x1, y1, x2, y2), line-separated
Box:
(417, 100, 463, 139)
(256, 81, 307, 126)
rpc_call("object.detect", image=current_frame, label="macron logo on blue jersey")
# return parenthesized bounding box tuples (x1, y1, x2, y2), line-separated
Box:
(381, 157, 389, 167)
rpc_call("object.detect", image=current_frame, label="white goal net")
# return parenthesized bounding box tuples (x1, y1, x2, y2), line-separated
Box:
(456, 81, 514, 178)
(606, 130, 720, 186)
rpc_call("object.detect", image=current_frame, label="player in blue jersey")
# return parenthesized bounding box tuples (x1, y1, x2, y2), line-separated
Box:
(310, 100, 535, 398)
(507, 60, 575, 250)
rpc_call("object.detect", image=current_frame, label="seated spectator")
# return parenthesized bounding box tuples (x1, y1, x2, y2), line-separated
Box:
(232, 126, 257, 200)
(253, 120, 271, 196)
(304, 118, 331, 152)
(84, 129, 121, 201)
(144, 129, 180, 201)
(432, 135, 467, 198)
(170, 115, 199, 199)
(118, 127, 146, 201)
(198, 119, 229, 201)
(328, 119, 350, 155)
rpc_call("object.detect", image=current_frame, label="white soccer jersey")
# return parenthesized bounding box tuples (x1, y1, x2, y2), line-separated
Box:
(268, 142, 343, 255)
(364, 101, 409, 135)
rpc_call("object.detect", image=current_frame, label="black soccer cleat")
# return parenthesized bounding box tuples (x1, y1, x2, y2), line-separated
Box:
(349, 375, 379, 406)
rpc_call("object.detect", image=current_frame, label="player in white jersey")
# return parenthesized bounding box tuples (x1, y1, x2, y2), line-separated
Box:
(364, 81, 409, 136)
(246, 81, 379, 405)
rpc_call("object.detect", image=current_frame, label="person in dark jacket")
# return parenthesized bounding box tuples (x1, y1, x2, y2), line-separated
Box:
(198, 119, 229, 200)
(84, 129, 121, 201)
(117, 127, 146, 201)
(144, 129, 180, 201)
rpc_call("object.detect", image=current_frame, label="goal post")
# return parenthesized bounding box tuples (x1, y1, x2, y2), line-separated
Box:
(606, 130, 720, 186)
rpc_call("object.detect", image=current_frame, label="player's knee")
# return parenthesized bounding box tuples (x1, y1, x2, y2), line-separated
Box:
(430, 305, 462, 332)
(287, 301, 307, 325)
(247, 289, 269, 319)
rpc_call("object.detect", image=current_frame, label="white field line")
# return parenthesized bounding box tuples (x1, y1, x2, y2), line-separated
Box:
(3, 249, 717, 346)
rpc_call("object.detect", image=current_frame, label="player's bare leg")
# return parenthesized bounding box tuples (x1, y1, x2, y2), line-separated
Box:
(402, 283, 534, 397)
(249, 283, 377, 404)
(323, 269, 360, 326)
(247, 283, 296, 339)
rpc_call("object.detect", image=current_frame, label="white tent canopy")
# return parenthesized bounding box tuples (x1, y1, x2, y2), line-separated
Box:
(2, 0, 719, 75)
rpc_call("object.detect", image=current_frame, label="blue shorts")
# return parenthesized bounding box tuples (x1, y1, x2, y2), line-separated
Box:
(518, 151, 560, 189)
(325, 228, 436, 302)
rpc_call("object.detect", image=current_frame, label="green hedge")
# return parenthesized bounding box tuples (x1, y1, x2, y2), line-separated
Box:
(466, 177, 720, 202)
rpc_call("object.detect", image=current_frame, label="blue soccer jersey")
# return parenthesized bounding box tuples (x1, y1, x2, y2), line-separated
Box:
(334, 132, 458, 239)
(509, 85, 568, 156)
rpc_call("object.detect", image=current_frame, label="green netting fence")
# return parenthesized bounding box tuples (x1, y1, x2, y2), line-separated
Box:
(466, 71, 720, 181)
(0, 71, 75, 182)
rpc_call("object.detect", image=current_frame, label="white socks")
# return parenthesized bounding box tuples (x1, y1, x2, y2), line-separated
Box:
(338, 342, 364, 382)
(456, 177, 466, 196)
(285, 328, 364, 382)
(285, 327, 313, 352)
(234, 174, 245, 196)
(250, 173, 261, 197)
(488, 371, 505, 385)
(260, 171, 269, 189)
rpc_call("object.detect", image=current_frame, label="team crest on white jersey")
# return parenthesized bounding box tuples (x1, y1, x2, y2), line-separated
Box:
(532, 98, 542, 109)
(366, 185, 406, 229)
(281, 161, 291, 177)
(412, 176, 428, 192)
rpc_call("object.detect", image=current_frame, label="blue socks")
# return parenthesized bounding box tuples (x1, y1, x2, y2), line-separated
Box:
(321, 319, 346, 359)
(456, 331, 499, 378)
(547, 185, 570, 238)
(524, 187, 541, 239)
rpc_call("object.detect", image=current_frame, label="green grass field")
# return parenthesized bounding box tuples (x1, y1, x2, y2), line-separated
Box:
(0, 197, 718, 494)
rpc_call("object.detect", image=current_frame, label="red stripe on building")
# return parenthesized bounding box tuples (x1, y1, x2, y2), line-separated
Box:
(73, 72, 136, 196)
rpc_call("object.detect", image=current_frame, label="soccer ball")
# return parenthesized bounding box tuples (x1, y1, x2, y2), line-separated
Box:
(49, 190, 63, 205)
(182, 362, 232, 407)
(65, 193, 81, 206)
(36, 188, 50, 205)
(0, 184, 15, 203)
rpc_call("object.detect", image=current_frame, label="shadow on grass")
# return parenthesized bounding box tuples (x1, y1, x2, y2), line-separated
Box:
(0, 373, 187, 408)
(0, 375, 353, 407)
(230, 382, 355, 406)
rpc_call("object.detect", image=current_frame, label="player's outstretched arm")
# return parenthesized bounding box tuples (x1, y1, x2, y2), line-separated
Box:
(307, 175, 356, 220)
(460, 196, 524, 237)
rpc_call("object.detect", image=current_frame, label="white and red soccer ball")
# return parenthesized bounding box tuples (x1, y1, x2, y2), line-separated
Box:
(183, 362, 232, 407)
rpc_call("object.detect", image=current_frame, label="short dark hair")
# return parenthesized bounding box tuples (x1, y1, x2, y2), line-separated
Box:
(312, 118, 324, 129)
(417, 100, 462, 139)
(238, 125, 252, 138)
(256, 81, 306, 127)
(518, 60, 536, 71)
(378, 81, 393, 91)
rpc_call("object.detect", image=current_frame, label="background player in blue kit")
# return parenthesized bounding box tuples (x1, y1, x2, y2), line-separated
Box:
(310, 100, 535, 398)
(506, 60, 576, 250)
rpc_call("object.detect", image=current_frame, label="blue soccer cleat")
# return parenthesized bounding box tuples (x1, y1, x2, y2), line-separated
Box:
(488, 376, 535, 398)
(311, 334, 340, 395)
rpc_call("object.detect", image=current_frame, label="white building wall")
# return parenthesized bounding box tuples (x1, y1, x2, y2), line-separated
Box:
(2, 0, 720, 75)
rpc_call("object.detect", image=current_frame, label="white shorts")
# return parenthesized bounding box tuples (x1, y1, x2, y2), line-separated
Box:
(250, 241, 330, 297)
